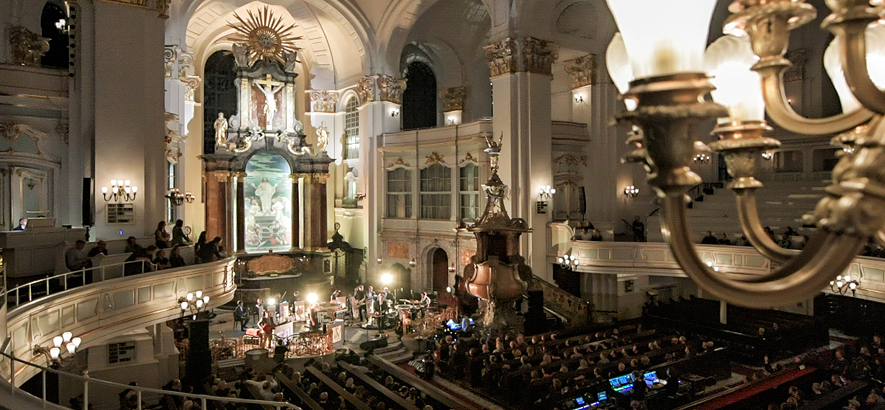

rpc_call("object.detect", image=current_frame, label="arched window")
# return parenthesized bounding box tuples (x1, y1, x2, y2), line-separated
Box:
(387, 168, 412, 218)
(459, 163, 480, 221)
(40, 2, 68, 69)
(420, 163, 451, 219)
(203, 51, 237, 155)
(402, 62, 437, 130)
(344, 96, 360, 159)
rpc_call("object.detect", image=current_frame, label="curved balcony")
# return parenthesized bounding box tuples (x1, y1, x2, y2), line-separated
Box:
(2, 257, 237, 387)
(560, 239, 885, 304)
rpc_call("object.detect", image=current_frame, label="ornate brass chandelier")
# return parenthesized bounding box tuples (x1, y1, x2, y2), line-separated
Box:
(604, 0, 885, 307)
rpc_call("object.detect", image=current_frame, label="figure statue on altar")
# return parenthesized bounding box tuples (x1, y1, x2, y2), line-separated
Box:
(251, 177, 279, 212)
(214, 112, 228, 146)
(316, 122, 329, 152)
(255, 75, 284, 130)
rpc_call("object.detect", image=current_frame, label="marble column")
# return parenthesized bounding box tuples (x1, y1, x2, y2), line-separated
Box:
(205, 171, 230, 242)
(235, 173, 245, 254)
(440, 86, 466, 125)
(484, 37, 558, 281)
(306, 173, 329, 250)
(290, 174, 300, 250)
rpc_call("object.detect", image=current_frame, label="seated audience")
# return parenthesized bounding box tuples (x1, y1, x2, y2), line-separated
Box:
(171, 219, 192, 246)
(701, 231, 718, 244)
(169, 246, 186, 268)
(87, 240, 108, 257)
(153, 249, 171, 270)
(65, 240, 91, 271)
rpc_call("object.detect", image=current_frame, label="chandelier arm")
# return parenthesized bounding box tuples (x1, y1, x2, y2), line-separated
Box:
(756, 66, 875, 135)
(660, 194, 864, 307)
(840, 28, 885, 115)
(734, 189, 796, 263)
(876, 229, 885, 250)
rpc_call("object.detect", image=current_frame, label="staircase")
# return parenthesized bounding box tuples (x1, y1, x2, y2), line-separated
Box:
(528, 275, 592, 327)
(345, 328, 413, 363)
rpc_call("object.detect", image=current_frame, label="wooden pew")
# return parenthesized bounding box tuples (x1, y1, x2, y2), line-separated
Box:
(242, 383, 278, 410)
(337, 361, 420, 410)
(304, 366, 372, 410)
(274, 372, 324, 410)
(367, 355, 469, 410)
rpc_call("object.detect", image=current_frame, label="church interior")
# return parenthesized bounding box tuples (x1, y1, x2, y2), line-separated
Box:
(3, 0, 885, 409)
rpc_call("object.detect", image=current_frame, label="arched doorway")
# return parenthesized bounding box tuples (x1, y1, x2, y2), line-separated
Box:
(431, 248, 449, 292)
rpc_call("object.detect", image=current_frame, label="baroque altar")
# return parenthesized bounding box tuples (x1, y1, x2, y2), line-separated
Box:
(202, 7, 333, 261)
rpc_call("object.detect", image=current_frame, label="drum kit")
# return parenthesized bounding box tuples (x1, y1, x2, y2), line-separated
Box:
(393, 299, 428, 334)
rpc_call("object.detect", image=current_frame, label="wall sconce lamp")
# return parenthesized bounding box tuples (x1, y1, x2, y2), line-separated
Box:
(409, 258, 417, 267)
(448, 264, 456, 273)
(537, 185, 556, 214)
(391, 109, 400, 118)
(179, 291, 210, 320)
(574, 94, 584, 103)
(830, 274, 860, 296)
(761, 151, 773, 161)
(102, 180, 137, 202)
(165, 188, 195, 206)
(693, 153, 711, 164)
(55, 18, 69, 34)
(624, 185, 639, 198)
(558, 254, 579, 270)
(34, 331, 81, 368)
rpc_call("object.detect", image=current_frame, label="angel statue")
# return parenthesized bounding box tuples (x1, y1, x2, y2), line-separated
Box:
(214, 112, 228, 147)
(316, 121, 329, 152)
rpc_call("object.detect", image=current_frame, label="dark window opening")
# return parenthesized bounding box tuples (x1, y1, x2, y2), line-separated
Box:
(40, 2, 68, 69)
(402, 62, 437, 130)
(203, 51, 238, 155)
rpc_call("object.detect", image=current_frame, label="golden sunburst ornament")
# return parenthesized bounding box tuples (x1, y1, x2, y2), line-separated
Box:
(228, 6, 301, 64)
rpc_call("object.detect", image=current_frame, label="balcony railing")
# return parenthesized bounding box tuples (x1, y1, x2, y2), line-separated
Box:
(2, 257, 237, 388)
(0, 336, 296, 410)
(5, 259, 153, 310)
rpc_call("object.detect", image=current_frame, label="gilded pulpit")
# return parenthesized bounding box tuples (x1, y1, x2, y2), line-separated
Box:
(465, 136, 532, 331)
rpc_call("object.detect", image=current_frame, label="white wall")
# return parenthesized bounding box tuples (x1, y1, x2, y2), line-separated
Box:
(91, 2, 165, 241)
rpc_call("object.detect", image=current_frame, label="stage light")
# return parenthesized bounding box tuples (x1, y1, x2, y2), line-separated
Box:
(307, 293, 318, 304)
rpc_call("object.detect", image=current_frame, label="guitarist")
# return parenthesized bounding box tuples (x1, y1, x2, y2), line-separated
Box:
(353, 285, 367, 323)
(258, 311, 276, 348)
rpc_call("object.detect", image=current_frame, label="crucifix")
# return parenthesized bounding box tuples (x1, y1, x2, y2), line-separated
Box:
(254, 74, 285, 131)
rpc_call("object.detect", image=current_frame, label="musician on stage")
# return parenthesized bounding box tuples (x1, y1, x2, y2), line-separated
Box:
(308, 299, 322, 330)
(379, 287, 392, 307)
(330, 289, 341, 303)
(234, 300, 248, 331)
(258, 311, 276, 349)
(353, 285, 367, 323)
(254, 298, 265, 324)
(420, 292, 431, 308)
